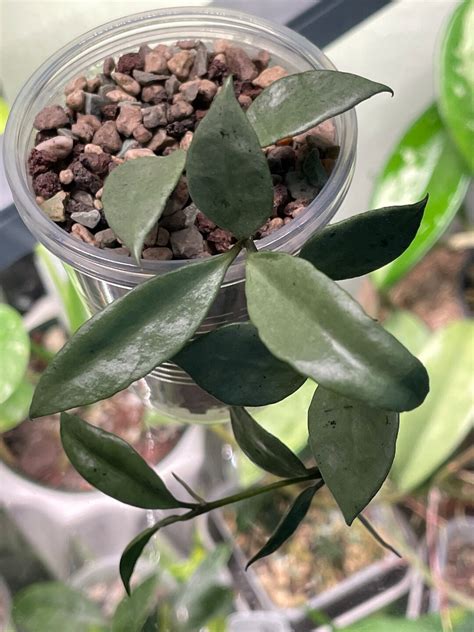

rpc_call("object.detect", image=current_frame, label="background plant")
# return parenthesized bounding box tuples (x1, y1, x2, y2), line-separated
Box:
(28, 67, 431, 592)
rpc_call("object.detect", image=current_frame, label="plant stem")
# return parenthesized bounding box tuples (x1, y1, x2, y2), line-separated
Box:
(244, 238, 258, 253)
(164, 471, 322, 527)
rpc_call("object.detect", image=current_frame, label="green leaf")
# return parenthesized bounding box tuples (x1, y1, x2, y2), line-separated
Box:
(103, 152, 186, 262)
(230, 406, 307, 478)
(174, 322, 305, 406)
(371, 105, 470, 290)
(247, 70, 392, 146)
(0, 304, 29, 405)
(239, 380, 316, 486)
(308, 386, 399, 524)
(12, 582, 107, 632)
(0, 379, 33, 432)
(383, 310, 430, 356)
(121, 518, 177, 594)
(60, 412, 181, 509)
(299, 198, 428, 280)
(173, 546, 232, 631)
(246, 252, 429, 412)
(30, 249, 237, 417)
(186, 76, 273, 239)
(246, 483, 323, 568)
(391, 321, 474, 492)
(439, 0, 474, 174)
(302, 148, 328, 188)
(112, 575, 160, 632)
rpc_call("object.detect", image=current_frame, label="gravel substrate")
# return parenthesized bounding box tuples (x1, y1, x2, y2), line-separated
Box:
(28, 39, 339, 260)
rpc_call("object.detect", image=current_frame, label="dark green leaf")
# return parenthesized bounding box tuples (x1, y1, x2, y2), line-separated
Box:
(174, 322, 305, 406)
(12, 582, 107, 632)
(246, 483, 322, 568)
(439, 0, 474, 173)
(246, 252, 429, 412)
(230, 406, 307, 478)
(121, 517, 178, 594)
(173, 546, 233, 631)
(391, 321, 474, 492)
(0, 304, 29, 405)
(30, 249, 238, 417)
(112, 575, 160, 632)
(247, 70, 392, 146)
(60, 412, 181, 509)
(371, 105, 469, 290)
(299, 197, 428, 280)
(308, 387, 398, 525)
(0, 379, 33, 432)
(186, 76, 273, 239)
(103, 152, 186, 262)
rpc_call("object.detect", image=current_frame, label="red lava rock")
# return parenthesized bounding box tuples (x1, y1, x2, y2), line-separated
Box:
(101, 103, 119, 120)
(116, 52, 144, 74)
(71, 161, 103, 194)
(92, 121, 122, 154)
(207, 56, 227, 81)
(207, 227, 234, 253)
(33, 171, 61, 198)
(79, 151, 111, 175)
(196, 212, 217, 234)
(273, 184, 290, 216)
(267, 146, 296, 174)
(225, 46, 258, 81)
(28, 148, 54, 176)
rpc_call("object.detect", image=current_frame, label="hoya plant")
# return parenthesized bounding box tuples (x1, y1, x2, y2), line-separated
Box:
(28, 69, 430, 593)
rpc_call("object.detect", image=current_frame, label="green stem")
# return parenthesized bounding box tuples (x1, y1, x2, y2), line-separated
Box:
(244, 238, 258, 253)
(165, 471, 322, 526)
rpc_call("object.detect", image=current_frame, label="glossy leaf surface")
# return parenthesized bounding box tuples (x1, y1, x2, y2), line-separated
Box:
(175, 322, 305, 406)
(0, 379, 33, 432)
(247, 70, 392, 146)
(371, 105, 469, 290)
(12, 582, 107, 632)
(0, 304, 29, 405)
(246, 252, 429, 412)
(300, 198, 428, 280)
(103, 152, 186, 262)
(230, 406, 307, 478)
(60, 412, 181, 509)
(391, 321, 474, 492)
(30, 249, 237, 417)
(187, 76, 273, 239)
(439, 0, 474, 173)
(246, 483, 322, 568)
(308, 387, 398, 524)
(112, 575, 160, 632)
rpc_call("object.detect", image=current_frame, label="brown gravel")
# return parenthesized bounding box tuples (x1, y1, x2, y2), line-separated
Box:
(28, 38, 339, 260)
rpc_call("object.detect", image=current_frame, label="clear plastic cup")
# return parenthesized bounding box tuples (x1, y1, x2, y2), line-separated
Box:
(3, 7, 357, 423)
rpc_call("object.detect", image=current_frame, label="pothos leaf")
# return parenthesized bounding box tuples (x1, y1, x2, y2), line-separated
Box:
(247, 70, 393, 146)
(246, 252, 429, 412)
(30, 248, 238, 417)
(308, 387, 399, 525)
(230, 406, 308, 478)
(246, 482, 323, 568)
(60, 412, 181, 509)
(186, 76, 273, 239)
(371, 105, 469, 290)
(0, 304, 29, 405)
(174, 322, 305, 406)
(102, 152, 186, 263)
(299, 197, 428, 280)
(0, 379, 33, 432)
(439, 0, 474, 174)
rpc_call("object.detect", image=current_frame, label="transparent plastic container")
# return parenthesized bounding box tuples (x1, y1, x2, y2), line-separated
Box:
(3, 7, 357, 423)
